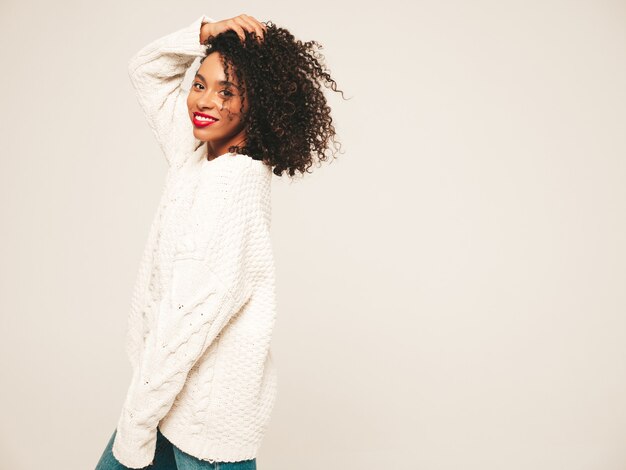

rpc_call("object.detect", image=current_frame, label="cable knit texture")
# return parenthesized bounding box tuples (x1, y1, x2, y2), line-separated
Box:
(111, 14, 278, 469)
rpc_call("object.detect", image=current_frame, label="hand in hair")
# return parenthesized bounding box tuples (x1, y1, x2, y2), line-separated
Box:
(200, 14, 267, 44)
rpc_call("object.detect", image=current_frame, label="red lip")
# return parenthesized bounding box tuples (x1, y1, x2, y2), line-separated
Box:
(192, 112, 219, 128)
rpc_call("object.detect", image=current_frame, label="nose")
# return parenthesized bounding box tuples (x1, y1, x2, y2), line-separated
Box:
(196, 87, 220, 111)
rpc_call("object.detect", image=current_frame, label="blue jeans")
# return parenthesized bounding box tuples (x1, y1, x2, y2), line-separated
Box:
(95, 427, 257, 470)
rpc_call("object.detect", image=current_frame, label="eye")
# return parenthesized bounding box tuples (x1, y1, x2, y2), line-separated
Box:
(192, 82, 204, 90)
(220, 89, 234, 97)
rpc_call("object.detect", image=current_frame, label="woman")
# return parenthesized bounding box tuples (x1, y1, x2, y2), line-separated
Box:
(95, 12, 343, 470)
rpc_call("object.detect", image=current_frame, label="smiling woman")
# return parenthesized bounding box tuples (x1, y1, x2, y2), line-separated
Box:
(95, 12, 344, 470)
(191, 14, 346, 176)
(187, 54, 250, 161)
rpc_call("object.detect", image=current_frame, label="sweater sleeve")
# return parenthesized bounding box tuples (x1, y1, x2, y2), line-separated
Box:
(111, 162, 271, 469)
(127, 14, 215, 168)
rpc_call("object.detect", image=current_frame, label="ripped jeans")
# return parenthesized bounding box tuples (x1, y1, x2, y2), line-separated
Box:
(95, 427, 257, 470)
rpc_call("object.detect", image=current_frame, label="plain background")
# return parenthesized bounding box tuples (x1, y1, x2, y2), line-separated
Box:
(1, 0, 625, 468)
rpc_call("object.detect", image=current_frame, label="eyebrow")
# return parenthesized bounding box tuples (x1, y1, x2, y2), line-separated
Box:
(194, 73, 238, 88)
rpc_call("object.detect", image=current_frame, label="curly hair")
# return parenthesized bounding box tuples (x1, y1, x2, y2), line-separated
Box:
(199, 21, 347, 178)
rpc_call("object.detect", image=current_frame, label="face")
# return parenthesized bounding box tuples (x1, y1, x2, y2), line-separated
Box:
(187, 52, 249, 159)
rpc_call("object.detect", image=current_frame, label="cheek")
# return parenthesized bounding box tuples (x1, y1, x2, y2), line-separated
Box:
(226, 100, 248, 119)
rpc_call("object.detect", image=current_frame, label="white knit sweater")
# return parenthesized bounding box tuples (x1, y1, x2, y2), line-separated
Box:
(112, 14, 278, 468)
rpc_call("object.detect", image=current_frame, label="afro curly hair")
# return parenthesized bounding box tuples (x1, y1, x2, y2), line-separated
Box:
(198, 21, 347, 178)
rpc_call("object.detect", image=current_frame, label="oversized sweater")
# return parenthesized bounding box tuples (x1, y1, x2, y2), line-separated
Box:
(111, 14, 278, 469)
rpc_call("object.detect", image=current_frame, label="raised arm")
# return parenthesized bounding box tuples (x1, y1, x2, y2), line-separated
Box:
(127, 14, 213, 168)
(127, 14, 267, 169)
(112, 160, 273, 469)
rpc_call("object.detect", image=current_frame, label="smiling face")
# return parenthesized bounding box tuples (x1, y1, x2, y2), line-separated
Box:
(187, 52, 249, 160)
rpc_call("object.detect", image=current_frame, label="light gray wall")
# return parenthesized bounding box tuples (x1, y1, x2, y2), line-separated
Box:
(1, 0, 625, 468)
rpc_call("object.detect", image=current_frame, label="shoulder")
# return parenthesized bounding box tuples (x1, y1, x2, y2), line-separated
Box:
(174, 155, 272, 261)
(214, 153, 271, 174)
(214, 154, 272, 199)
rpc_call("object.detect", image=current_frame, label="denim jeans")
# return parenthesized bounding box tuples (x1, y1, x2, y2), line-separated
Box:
(95, 427, 257, 470)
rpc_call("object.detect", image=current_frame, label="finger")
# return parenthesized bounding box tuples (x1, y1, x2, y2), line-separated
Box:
(227, 19, 247, 42)
(241, 14, 267, 40)
(237, 15, 265, 42)
(230, 18, 251, 42)
(249, 16, 268, 37)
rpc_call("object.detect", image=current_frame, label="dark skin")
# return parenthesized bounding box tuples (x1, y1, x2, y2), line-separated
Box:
(187, 14, 266, 161)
